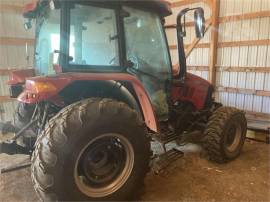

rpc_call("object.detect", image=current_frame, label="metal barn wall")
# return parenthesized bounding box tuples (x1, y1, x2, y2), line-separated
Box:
(166, 0, 270, 130)
(216, 0, 270, 129)
(0, 1, 35, 121)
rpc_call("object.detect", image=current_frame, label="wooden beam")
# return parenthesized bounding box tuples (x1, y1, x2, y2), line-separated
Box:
(185, 21, 212, 57)
(219, 10, 270, 23)
(218, 39, 270, 47)
(0, 4, 23, 13)
(0, 69, 17, 76)
(187, 66, 209, 71)
(208, 0, 220, 86)
(0, 37, 35, 46)
(217, 66, 270, 73)
(217, 86, 270, 97)
(165, 11, 270, 29)
(0, 96, 16, 103)
(246, 111, 270, 121)
(169, 39, 270, 50)
(185, 66, 270, 73)
(169, 42, 210, 50)
(165, 19, 211, 29)
(171, 0, 211, 8)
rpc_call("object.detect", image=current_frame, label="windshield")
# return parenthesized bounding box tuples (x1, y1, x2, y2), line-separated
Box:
(35, 6, 60, 75)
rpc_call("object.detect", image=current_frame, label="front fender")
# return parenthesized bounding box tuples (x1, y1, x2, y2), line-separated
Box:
(18, 72, 158, 132)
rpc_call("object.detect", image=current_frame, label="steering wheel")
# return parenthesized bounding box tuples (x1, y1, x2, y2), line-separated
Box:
(128, 55, 139, 69)
(127, 54, 165, 82)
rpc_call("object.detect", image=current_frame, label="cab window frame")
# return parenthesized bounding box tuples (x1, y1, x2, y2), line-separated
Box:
(62, 1, 126, 73)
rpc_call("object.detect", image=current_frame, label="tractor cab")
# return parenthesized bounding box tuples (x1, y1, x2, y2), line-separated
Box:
(22, 0, 206, 121)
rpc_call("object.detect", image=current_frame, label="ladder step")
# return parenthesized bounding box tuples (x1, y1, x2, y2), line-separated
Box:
(152, 148, 184, 174)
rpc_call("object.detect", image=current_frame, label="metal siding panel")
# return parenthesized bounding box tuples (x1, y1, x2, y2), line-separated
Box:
(219, 0, 227, 17)
(255, 73, 265, 90)
(245, 72, 255, 89)
(261, 0, 270, 11)
(216, 71, 221, 86)
(201, 71, 208, 80)
(0, 1, 35, 121)
(257, 46, 268, 67)
(253, 96, 263, 112)
(244, 95, 253, 111)
(203, 47, 209, 66)
(262, 97, 270, 113)
(227, 92, 236, 107)
(220, 92, 229, 106)
(264, 73, 270, 91)
(259, 18, 270, 40)
(236, 94, 245, 110)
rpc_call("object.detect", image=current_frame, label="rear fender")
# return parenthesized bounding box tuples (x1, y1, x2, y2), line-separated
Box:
(7, 69, 35, 85)
(18, 73, 158, 132)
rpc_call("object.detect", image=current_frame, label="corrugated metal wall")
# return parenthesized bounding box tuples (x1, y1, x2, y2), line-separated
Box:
(0, 0, 35, 121)
(216, 0, 270, 114)
(166, 0, 270, 129)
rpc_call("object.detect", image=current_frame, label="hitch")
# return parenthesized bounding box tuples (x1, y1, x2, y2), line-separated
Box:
(0, 119, 38, 155)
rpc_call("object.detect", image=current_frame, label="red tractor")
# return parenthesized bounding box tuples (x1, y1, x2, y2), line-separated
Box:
(0, 0, 247, 201)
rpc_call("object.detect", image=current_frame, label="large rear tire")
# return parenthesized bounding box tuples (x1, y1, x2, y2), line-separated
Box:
(203, 106, 247, 163)
(31, 98, 150, 201)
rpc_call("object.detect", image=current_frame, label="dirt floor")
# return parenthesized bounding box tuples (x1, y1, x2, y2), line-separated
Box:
(0, 140, 269, 201)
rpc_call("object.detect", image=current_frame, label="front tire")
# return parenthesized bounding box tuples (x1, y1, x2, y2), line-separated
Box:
(203, 107, 247, 163)
(31, 98, 150, 201)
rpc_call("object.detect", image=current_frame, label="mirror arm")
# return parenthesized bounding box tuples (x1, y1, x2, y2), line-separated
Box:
(176, 8, 189, 82)
(176, 7, 204, 82)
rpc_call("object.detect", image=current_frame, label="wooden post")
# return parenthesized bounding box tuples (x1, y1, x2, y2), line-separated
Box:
(209, 0, 220, 85)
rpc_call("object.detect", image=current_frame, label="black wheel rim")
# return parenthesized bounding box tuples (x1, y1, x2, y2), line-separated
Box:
(74, 133, 134, 198)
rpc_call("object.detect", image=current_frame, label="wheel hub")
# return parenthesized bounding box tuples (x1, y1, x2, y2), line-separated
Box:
(74, 133, 134, 198)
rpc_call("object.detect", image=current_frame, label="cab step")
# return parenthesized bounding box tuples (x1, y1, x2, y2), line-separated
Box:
(152, 148, 184, 174)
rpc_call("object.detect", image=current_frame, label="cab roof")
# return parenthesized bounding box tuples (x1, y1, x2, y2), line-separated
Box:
(23, 0, 172, 18)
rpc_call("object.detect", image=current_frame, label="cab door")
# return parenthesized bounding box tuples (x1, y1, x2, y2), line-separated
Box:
(123, 6, 172, 121)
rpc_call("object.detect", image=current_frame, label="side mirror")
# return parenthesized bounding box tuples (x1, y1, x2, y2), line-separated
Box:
(194, 8, 205, 38)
